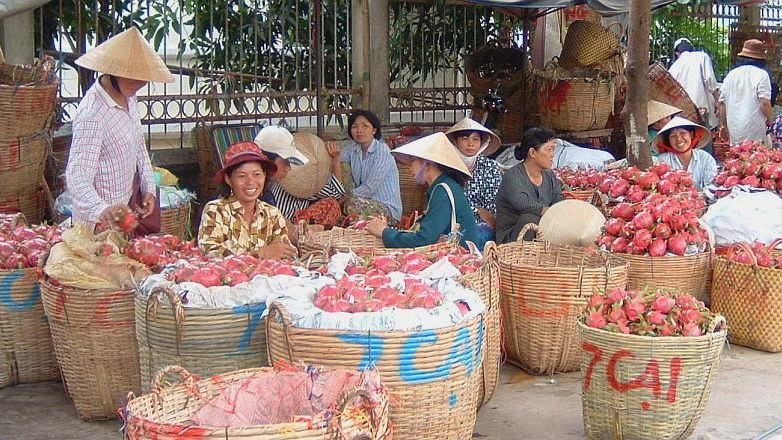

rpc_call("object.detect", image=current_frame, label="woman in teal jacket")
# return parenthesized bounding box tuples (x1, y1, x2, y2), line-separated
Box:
(366, 132, 477, 248)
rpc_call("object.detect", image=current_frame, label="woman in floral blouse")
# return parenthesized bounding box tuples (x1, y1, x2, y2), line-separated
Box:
(198, 141, 298, 259)
(445, 117, 502, 250)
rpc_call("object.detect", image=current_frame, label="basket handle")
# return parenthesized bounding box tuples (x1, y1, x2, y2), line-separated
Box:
(708, 315, 726, 334)
(151, 365, 196, 392)
(606, 21, 624, 37)
(765, 238, 782, 253)
(333, 387, 379, 439)
(147, 285, 185, 347)
(726, 242, 758, 267)
(266, 301, 296, 363)
(516, 223, 540, 242)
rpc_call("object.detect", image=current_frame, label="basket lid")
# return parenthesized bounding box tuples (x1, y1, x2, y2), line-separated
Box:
(278, 132, 332, 199)
(539, 199, 605, 247)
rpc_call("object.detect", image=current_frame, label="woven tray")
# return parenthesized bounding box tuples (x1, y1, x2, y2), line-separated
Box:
(123, 365, 390, 440)
(0, 267, 58, 388)
(579, 319, 726, 440)
(498, 225, 629, 375)
(135, 288, 269, 392)
(266, 303, 483, 440)
(39, 275, 140, 420)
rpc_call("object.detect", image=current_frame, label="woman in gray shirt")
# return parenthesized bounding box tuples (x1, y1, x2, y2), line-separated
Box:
(496, 126, 565, 243)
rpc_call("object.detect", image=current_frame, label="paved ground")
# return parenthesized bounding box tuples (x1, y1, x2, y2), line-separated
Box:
(0, 345, 780, 439)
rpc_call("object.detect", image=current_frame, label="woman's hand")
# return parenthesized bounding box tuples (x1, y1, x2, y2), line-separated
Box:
(477, 208, 496, 230)
(366, 216, 388, 238)
(325, 141, 342, 159)
(99, 204, 132, 228)
(257, 239, 298, 260)
(139, 192, 156, 218)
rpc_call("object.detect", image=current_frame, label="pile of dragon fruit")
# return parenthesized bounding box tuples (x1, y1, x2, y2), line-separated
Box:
(342, 248, 481, 276)
(711, 140, 782, 196)
(724, 240, 782, 269)
(314, 276, 445, 313)
(0, 215, 62, 270)
(583, 287, 721, 337)
(165, 253, 300, 287)
(117, 235, 205, 272)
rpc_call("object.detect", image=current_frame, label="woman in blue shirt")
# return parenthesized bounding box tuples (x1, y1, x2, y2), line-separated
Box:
(329, 110, 403, 220)
(366, 132, 478, 248)
(653, 116, 716, 189)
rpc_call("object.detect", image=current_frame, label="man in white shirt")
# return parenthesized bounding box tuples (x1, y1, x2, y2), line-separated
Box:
(719, 39, 774, 145)
(668, 38, 720, 128)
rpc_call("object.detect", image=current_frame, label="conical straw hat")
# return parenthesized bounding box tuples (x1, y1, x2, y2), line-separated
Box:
(648, 100, 682, 125)
(391, 132, 472, 179)
(75, 27, 174, 83)
(539, 199, 606, 247)
(278, 132, 332, 198)
(652, 116, 711, 153)
(445, 117, 502, 156)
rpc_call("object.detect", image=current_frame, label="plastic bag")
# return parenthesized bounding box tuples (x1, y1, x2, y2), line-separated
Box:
(701, 190, 782, 248)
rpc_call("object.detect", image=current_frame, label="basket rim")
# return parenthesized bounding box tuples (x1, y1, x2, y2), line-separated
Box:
(577, 319, 727, 342)
(498, 242, 629, 270)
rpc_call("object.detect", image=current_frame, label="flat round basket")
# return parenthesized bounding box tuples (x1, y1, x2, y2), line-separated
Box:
(459, 243, 501, 408)
(711, 248, 782, 352)
(123, 365, 390, 440)
(0, 267, 57, 388)
(279, 132, 331, 199)
(135, 288, 269, 392)
(0, 57, 59, 140)
(266, 303, 484, 440)
(578, 319, 726, 440)
(498, 224, 628, 374)
(39, 275, 140, 420)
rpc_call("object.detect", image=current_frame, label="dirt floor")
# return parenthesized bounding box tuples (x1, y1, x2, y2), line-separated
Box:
(0, 345, 780, 440)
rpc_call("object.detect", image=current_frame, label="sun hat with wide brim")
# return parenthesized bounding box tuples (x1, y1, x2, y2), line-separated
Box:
(652, 116, 712, 154)
(75, 27, 174, 83)
(391, 132, 472, 179)
(738, 38, 767, 60)
(445, 117, 502, 157)
(278, 132, 332, 198)
(254, 126, 310, 166)
(538, 199, 606, 247)
(215, 141, 277, 183)
(648, 100, 682, 126)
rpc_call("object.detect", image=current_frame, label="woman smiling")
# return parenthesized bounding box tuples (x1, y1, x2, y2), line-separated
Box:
(653, 116, 717, 189)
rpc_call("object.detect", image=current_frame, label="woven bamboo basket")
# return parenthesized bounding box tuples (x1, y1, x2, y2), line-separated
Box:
(465, 40, 525, 96)
(497, 224, 629, 375)
(617, 248, 712, 304)
(711, 247, 782, 352)
(0, 187, 46, 224)
(39, 275, 140, 420)
(536, 69, 614, 132)
(397, 161, 428, 215)
(135, 287, 269, 392)
(0, 267, 58, 388)
(159, 202, 192, 239)
(266, 303, 484, 440)
(0, 133, 48, 197)
(578, 319, 726, 440)
(559, 21, 621, 69)
(563, 189, 597, 202)
(0, 57, 59, 140)
(459, 242, 501, 408)
(648, 62, 704, 126)
(123, 365, 390, 440)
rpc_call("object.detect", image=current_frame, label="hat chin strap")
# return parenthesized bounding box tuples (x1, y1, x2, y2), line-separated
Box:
(457, 139, 490, 169)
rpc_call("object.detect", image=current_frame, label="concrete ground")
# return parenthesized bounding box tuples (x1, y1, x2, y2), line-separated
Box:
(0, 345, 780, 440)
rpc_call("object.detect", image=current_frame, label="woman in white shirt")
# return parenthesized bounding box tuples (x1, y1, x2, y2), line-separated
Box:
(652, 117, 717, 189)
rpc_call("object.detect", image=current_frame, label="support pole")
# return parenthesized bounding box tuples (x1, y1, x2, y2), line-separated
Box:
(622, 0, 652, 170)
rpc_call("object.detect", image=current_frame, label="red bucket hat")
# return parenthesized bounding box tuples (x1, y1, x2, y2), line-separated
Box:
(215, 141, 278, 183)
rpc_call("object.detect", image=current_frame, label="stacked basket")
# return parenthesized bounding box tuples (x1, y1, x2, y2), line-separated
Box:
(0, 53, 59, 223)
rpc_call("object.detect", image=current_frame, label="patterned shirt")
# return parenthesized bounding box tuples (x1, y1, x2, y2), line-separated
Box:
(340, 139, 403, 220)
(464, 155, 502, 218)
(198, 196, 289, 257)
(267, 174, 346, 220)
(66, 79, 156, 227)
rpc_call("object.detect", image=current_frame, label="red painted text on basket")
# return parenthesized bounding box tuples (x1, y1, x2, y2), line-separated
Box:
(517, 281, 574, 319)
(0, 141, 20, 170)
(563, 5, 593, 22)
(583, 342, 683, 408)
(94, 291, 133, 327)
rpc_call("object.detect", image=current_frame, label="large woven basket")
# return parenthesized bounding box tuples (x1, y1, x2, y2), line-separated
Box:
(0, 187, 46, 224)
(135, 287, 269, 392)
(498, 225, 628, 374)
(459, 242, 501, 408)
(559, 21, 621, 68)
(39, 275, 141, 420)
(397, 161, 428, 216)
(0, 268, 58, 388)
(123, 365, 390, 440)
(465, 40, 525, 96)
(0, 57, 59, 140)
(578, 319, 726, 440)
(617, 249, 712, 304)
(711, 251, 782, 352)
(536, 69, 614, 132)
(0, 133, 48, 197)
(648, 62, 704, 126)
(266, 303, 484, 440)
(159, 202, 192, 239)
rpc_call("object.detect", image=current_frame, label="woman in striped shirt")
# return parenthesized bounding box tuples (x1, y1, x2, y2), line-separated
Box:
(331, 110, 403, 220)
